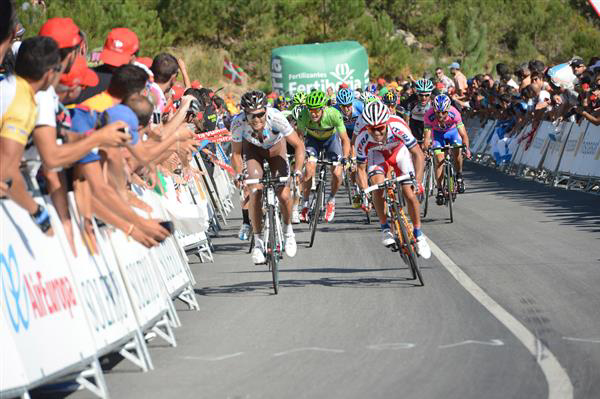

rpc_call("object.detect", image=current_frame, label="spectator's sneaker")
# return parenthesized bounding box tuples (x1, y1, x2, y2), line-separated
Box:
(291, 207, 300, 224)
(436, 189, 445, 206)
(457, 175, 465, 194)
(284, 233, 297, 257)
(415, 234, 431, 259)
(381, 229, 395, 247)
(251, 239, 266, 264)
(324, 201, 335, 222)
(238, 223, 251, 241)
(300, 206, 309, 223)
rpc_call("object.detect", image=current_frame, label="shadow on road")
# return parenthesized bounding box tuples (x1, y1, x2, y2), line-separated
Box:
(464, 162, 600, 234)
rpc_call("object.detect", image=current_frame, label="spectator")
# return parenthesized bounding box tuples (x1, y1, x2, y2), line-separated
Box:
(449, 62, 468, 97)
(0, 36, 60, 231)
(149, 53, 191, 120)
(435, 66, 454, 90)
(81, 63, 148, 112)
(515, 63, 531, 90)
(75, 27, 139, 103)
(0, 0, 16, 67)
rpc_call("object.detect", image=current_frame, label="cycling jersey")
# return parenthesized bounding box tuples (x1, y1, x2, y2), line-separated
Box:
(334, 99, 364, 136)
(355, 116, 417, 178)
(296, 106, 346, 140)
(408, 101, 431, 122)
(423, 105, 464, 133)
(0, 75, 37, 146)
(231, 107, 293, 149)
(355, 116, 417, 163)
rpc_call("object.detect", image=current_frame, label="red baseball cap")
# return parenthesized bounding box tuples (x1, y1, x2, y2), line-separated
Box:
(39, 18, 82, 49)
(136, 57, 153, 69)
(191, 80, 201, 89)
(340, 83, 349, 88)
(171, 82, 185, 101)
(60, 56, 99, 88)
(100, 28, 139, 67)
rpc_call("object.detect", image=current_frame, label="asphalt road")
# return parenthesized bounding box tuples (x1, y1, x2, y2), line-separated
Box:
(51, 162, 600, 399)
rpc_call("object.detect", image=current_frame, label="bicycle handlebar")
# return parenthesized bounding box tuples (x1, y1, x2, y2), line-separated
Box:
(364, 173, 414, 194)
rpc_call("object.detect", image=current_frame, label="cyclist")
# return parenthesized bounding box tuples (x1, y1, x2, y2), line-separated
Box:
(354, 101, 431, 259)
(231, 90, 305, 264)
(408, 79, 434, 146)
(274, 93, 291, 112)
(292, 91, 307, 109)
(297, 90, 351, 223)
(334, 87, 364, 139)
(382, 91, 407, 119)
(423, 94, 471, 205)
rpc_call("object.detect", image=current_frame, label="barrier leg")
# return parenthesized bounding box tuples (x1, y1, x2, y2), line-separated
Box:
(151, 314, 177, 347)
(75, 358, 109, 399)
(120, 330, 154, 372)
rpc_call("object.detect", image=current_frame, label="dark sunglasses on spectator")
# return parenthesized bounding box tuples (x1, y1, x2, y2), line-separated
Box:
(247, 110, 266, 120)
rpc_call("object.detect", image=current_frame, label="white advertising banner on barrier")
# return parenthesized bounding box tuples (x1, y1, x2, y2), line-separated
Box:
(107, 229, 169, 329)
(0, 201, 96, 390)
(557, 121, 588, 175)
(542, 121, 573, 172)
(0, 322, 29, 395)
(569, 122, 600, 177)
(520, 122, 551, 168)
(472, 120, 495, 154)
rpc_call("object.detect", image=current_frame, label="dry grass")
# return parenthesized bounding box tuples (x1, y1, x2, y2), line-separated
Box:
(167, 44, 265, 101)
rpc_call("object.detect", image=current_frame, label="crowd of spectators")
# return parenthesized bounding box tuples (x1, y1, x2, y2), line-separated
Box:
(0, 0, 235, 251)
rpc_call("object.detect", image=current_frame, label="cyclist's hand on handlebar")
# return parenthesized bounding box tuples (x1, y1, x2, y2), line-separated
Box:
(465, 147, 472, 160)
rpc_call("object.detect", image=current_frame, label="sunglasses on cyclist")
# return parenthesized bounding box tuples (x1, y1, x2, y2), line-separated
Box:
(308, 107, 323, 113)
(247, 110, 267, 120)
(368, 124, 387, 132)
(418, 93, 431, 98)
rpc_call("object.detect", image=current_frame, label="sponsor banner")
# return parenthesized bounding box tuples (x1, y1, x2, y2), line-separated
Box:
(196, 128, 230, 140)
(0, 200, 96, 390)
(542, 121, 573, 172)
(569, 122, 600, 177)
(520, 121, 551, 168)
(271, 41, 369, 95)
(471, 120, 495, 153)
(557, 121, 588, 175)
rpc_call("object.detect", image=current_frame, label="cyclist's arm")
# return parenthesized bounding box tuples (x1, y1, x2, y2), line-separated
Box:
(356, 162, 369, 191)
(423, 127, 433, 149)
(408, 143, 424, 184)
(333, 110, 350, 158)
(285, 131, 305, 174)
(231, 141, 243, 177)
(457, 123, 470, 150)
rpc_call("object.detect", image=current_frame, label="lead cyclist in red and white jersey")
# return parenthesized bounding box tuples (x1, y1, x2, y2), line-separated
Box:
(354, 101, 431, 259)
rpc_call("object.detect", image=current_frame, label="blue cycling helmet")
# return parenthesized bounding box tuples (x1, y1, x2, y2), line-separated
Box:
(433, 94, 451, 112)
(336, 88, 354, 105)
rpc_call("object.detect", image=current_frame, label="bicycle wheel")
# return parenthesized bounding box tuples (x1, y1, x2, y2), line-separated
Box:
(308, 180, 324, 248)
(423, 160, 432, 218)
(344, 171, 353, 205)
(267, 204, 279, 294)
(393, 201, 423, 286)
(247, 230, 254, 254)
(446, 162, 454, 223)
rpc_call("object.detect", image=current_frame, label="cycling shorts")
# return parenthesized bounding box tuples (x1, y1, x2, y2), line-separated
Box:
(409, 118, 425, 142)
(367, 144, 414, 183)
(243, 139, 289, 181)
(305, 134, 342, 162)
(432, 127, 462, 149)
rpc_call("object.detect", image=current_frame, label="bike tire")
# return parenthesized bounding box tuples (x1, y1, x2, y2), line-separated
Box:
(344, 172, 353, 205)
(447, 163, 454, 223)
(268, 205, 279, 294)
(308, 181, 323, 248)
(423, 160, 431, 218)
(247, 231, 254, 254)
(393, 201, 423, 286)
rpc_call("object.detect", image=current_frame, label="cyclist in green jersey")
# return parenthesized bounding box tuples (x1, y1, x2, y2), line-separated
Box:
(296, 90, 351, 222)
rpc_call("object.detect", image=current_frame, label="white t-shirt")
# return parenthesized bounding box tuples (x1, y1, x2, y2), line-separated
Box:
(506, 79, 519, 90)
(231, 107, 293, 149)
(34, 86, 59, 128)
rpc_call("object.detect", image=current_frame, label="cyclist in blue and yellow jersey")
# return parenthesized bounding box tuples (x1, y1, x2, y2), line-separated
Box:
(334, 87, 364, 139)
(297, 90, 351, 223)
(407, 79, 434, 145)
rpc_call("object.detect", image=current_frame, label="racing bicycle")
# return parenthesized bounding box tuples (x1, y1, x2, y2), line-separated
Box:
(421, 148, 435, 218)
(365, 172, 424, 286)
(308, 151, 338, 248)
(437, 144, 465, 223)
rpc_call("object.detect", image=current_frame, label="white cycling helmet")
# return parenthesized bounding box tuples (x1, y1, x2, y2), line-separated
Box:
(362, 100, 390, 127)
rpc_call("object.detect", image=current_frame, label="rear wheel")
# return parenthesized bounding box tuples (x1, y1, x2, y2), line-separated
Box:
(446, 163, 454, 223)
(309, 181, 323, 248)
(344, 171, 353, 205)
(423, 160, 432, 218)
(267, 205, 279, 294)
(247, 231, 254, 254)
(393, 201, 423, 286)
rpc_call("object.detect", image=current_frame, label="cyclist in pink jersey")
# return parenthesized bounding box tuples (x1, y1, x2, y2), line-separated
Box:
(423, 94, 471, 204)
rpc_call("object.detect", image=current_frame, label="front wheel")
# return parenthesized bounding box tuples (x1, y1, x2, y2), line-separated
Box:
(423, 160, 432, 218)
(267, 205, 279, 294)
(344, 171, 353, 205)
(308, 181, 323, 248)
(394, 202, 424, 286)
(446, 163, 454, 223)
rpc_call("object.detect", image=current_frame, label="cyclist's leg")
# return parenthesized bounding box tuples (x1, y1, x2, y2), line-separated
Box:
(302, 135, 319, 201)
(243, 141, 266, 235)
(432, 131, 445, 189)
(326, 134, 343, 199)
(268, 141, 292, 225)
(367, 151, 387, 225)
(447, 128, 463, 174)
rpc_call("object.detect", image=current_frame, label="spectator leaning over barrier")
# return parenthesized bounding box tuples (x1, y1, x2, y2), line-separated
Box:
(435, 67, 454, 91)
(516, 63, 531, 91)
(575, 81, 600, 125)
(0, 0, 16, 69)
(449, 62, 468, 99)
(0, 36, 60, 233)
(148, 53, 191, 122)
(75, 27, 140, 103)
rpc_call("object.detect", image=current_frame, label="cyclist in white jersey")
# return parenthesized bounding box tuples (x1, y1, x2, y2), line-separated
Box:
(231, 90, 305, 264)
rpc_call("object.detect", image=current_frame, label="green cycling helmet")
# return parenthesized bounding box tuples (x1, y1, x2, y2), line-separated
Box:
(415, 79, 434, 93)
(306, 90, 328, 109)
(293, 91, 307, 106)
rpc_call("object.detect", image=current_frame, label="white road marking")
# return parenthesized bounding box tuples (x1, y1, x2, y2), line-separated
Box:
(183, 352, 245, 361)
(428, 240, 573, 399)
(439, 339, 504, 349)
(562, 337, 600, 344)
(366, 343, 415, 350)
(272, 347, 345, 357)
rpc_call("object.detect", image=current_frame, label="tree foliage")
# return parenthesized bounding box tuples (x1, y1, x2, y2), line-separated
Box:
(15, 0, 600, 87)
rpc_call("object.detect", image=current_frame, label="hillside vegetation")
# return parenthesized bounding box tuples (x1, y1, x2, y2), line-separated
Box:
(17, 0, 600, 89)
